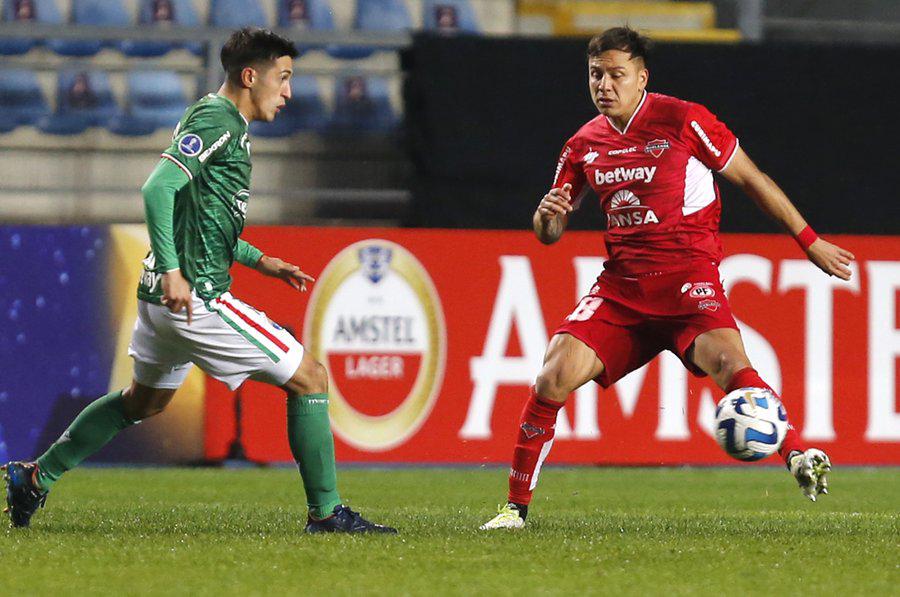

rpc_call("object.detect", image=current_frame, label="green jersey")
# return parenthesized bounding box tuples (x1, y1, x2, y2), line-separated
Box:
(138, 93, 262, 303)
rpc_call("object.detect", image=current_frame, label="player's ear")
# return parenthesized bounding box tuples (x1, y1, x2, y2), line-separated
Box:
(639, 67, 649, 91)
(240, 66, 256, 89)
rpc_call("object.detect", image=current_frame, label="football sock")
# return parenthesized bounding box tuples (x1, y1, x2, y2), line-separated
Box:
(34, 389, 134, 491)
(507, 386, 563, 506)
(286, 393, 342, 520)
(726, 367, 806, 466)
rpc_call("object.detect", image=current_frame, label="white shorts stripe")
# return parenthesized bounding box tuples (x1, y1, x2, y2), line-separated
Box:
(213, 295, 290, 359)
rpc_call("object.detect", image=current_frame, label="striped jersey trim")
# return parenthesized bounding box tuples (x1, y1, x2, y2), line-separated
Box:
(160, 153, 193, 180)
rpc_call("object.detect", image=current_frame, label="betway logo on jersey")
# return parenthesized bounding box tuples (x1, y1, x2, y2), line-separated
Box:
(594, 166, 657, 186)
(690, 120, 721, 157)
(304, 240, 446, 451)
(606, 190, 659, 228)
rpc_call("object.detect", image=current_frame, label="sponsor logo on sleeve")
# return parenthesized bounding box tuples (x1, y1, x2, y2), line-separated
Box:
(198, 130, 232, 163)
(178, 134, 203, 157)
(553, 145, 572, 185)
(690, 121, 721, 157)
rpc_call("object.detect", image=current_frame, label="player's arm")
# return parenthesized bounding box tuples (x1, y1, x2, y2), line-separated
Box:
(720, 147, 855, 280)
(235, 239, 315, 292)
(534, 183, 574, 244)
(141, 158, 194, 321)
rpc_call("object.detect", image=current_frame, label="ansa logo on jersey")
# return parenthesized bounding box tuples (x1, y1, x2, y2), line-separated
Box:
(304, 240, 447, 451)
(594, 166, 657, 186)
(606, 190, 659, 228)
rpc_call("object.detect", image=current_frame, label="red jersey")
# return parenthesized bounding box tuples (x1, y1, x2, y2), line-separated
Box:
(553, 92, 739, 274)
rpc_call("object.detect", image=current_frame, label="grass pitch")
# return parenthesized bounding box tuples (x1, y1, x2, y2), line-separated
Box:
(2, 467, 897, 596)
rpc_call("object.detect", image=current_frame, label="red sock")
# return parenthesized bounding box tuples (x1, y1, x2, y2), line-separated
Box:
(727, 367, 805, 465)
(507, 387, 563, 506)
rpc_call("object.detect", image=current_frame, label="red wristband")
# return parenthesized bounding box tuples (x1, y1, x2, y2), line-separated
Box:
(794, 225, 818, 250)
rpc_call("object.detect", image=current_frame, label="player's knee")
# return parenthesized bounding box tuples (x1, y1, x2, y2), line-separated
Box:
(290, 359, 329, 395)
(534, 369, 570, 403)
(714, 352, 751, 385)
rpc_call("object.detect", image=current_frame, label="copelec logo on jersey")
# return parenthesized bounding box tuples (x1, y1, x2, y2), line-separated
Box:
(304, 240, 447, 451)
(178, 134, 203, 157)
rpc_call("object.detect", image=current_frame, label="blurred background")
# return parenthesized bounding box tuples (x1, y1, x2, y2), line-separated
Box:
(0, 0, 898, 467)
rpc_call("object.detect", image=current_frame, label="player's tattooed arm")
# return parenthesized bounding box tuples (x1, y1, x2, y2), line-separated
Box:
(255, 255, 316, 292)
(534, 183, 574, 244)
(720, 148, 855, 280)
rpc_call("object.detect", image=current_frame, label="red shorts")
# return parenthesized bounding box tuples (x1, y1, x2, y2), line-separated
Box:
(554, 262, 738, 387)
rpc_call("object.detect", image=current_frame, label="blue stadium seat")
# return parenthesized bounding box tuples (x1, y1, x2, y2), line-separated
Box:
(250, 75, 327, 137)
(422, 0, 479, 34)
(109, 71, 188, 136)
(120, 0, 201, 57)
(38, 70, 117, 135)
(328, 0, 411, 60)
(47, 0, 130, 57)
(0, 0, 63, 55)
(277, 0, 335, 53)
(0, 69, 50, 129)
(209, 0, 268, 28)
(328, 75, 398, 133)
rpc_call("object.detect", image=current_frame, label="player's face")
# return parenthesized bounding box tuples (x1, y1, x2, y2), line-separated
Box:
(588, 50, 648, 120)
(249, 55, 293, 122)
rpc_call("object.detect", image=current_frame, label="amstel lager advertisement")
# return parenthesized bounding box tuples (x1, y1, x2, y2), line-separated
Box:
(201, 228, 900, 466)
(303, 240, 446, 451)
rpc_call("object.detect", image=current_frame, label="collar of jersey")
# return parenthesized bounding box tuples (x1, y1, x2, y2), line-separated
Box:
(210, 93, 250, 128)
(606, 90, 648, 135)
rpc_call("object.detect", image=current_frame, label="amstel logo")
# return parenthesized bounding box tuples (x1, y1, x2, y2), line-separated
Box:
(304, 240, 446, 451)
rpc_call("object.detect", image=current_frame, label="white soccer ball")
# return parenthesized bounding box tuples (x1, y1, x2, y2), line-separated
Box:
(714, 387, 788, 461)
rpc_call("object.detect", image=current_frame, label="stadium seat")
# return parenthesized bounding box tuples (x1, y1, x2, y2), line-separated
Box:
(422, 0, 479, 34)
(328, 75, 398, 133)
(250, 75, 327, 137)
(0, 0, 63, 55)
(327, 0, 411, 60)
(47, 0, 130, 57)
(276, 0, 335, 53)
(120, 0, 202, 57)
(209, 0, 268, 28)
(0, 69, 50, 129)
(109, 71, 188, 136)
(38, 70, 117, 135)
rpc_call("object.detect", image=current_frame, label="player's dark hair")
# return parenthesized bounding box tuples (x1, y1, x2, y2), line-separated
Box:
(220, 27, 298, 86)
(587, 26, 651, 65)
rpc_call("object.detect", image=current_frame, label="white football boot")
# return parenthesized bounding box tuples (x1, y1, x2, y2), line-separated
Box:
(479, 503, 527, 530)
(788, 448, 831, 501)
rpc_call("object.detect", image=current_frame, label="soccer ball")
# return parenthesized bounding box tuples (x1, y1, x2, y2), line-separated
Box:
(714, 387, 788, 461)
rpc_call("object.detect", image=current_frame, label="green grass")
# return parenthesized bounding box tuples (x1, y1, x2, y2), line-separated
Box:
(2, 467, 898, 596)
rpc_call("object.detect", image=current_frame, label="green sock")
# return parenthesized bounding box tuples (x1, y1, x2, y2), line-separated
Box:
(287, 393, 342, 519)
(34, 389, 134, 491)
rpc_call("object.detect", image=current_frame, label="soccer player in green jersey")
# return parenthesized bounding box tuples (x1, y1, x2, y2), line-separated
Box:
(3, 28, 396, 534)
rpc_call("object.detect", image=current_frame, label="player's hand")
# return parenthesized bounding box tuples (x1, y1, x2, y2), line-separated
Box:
(805, 238, 855, 281)
(161, 269, 193, 325)
(537, 183, 574, 222)
(257, 255, 316, 292)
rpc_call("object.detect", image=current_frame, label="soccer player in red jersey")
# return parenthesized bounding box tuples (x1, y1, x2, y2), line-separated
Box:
(481, 27, 855, 530)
